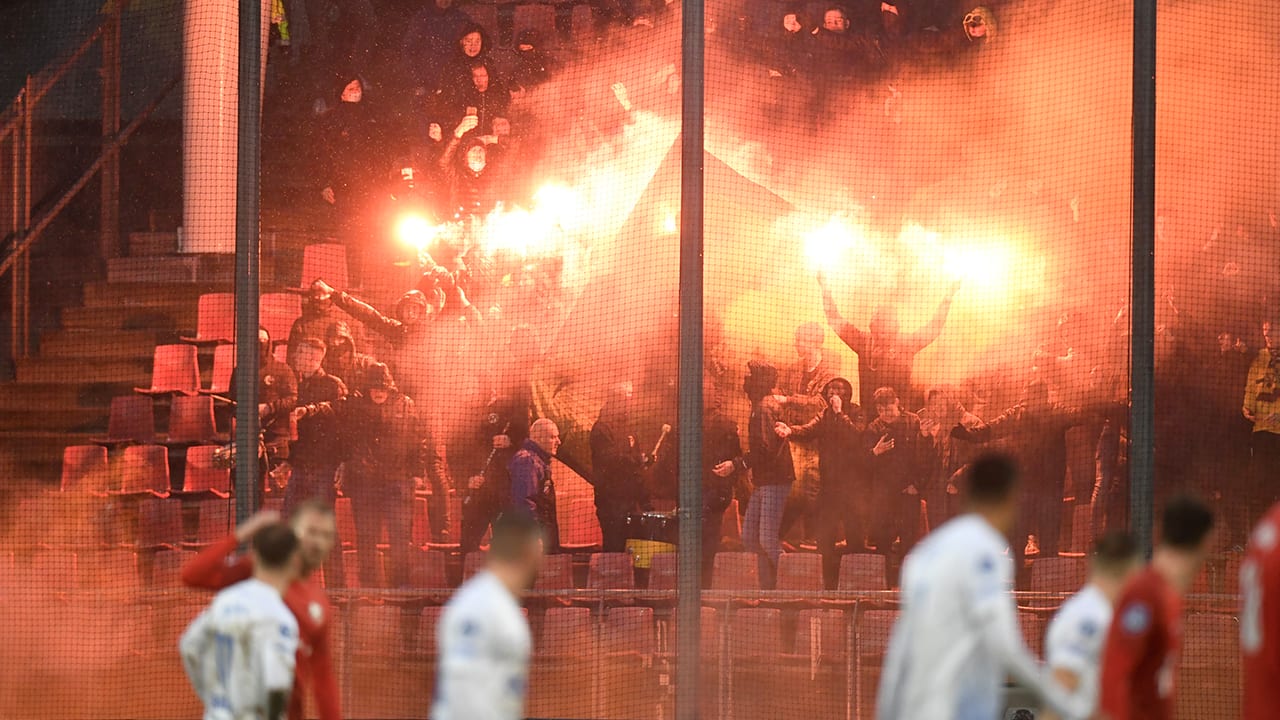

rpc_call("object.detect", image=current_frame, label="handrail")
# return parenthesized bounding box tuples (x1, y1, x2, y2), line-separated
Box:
(0, 75, 179, 278)
(0, 20, 108, 143)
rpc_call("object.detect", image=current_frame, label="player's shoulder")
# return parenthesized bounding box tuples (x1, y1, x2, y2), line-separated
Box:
(1112, 570, 1165, 637)
(1053, 586, 1111, 639)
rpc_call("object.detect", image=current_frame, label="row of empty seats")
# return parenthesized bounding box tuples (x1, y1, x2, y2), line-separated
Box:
(61, 443, 229, 496)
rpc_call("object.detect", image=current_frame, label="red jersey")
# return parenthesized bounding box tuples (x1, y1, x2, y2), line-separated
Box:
(1099, 566, 1183, 720)
(182, 534, 341, 720)
(1243, 502, 1280, 719)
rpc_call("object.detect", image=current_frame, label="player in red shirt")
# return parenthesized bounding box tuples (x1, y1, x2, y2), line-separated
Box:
(1099, 496, 1214, 720)
(1242, 500, 1280, 719)
(182, 500, 341, 720)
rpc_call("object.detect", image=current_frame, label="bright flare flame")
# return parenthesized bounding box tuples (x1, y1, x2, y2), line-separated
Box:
(395, 214, 437, 250)
(803, 217, 866, 271)
(941, 243, 1013, 288)
(532, 184, 584, 233)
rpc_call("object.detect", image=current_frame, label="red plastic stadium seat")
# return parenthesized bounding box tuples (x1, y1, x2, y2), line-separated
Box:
(558, 496, 602, 551)
(1028, 557, 1086, 594)
(204, 343, 235, 395)
(182, 293, 235, 344)
(351, 604, 408, 656)
(137, 497, 184, 550)
(98, 394, 156, 445)
(343, 549, 387, 589)
(533, 553, 575, 590)
(855, 610, 898, 658)
(838, 553, 888, 591)
(136, 344, 201, 395)
(147, 548, 195, 587)
(182, 445, 231, 497)
(407, 548, 449, 588)
(61, 444, 109, 494)
(260, 293, 302, 347)
(648, 551, 677, 590)
(731, 608, 783, 658)
(601, 607, 655, 656)
(712, 551, 760, 590)
(1019, 611, 1048, 657)
(168, 395, 219, 444)
(114, 444, 171, 497)
(664, 606, 721, 659)
(301, 243, 349, 291)
(588, 552, 635, 590)
(336, 497, 356, 548)
(795, 609, 847, 662)
(776, 552, 824, 591)
(540, 607, 594, 657)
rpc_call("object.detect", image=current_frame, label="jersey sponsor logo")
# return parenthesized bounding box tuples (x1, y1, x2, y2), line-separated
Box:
(308, 601, 324, 624)
(1253, 521, 1278, 551)
(487, 413, 500, 426)
(979, 555, 995, 573)
(1080, 619, 1098, 638)
(1121, 603, 1151, 635)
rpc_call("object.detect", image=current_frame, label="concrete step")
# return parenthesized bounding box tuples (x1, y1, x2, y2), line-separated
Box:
(15, 357, 152, 385)
(128, 232, 178, 256)
(59, 303, 197, 332)
(81, 281, 231, 308)
(0, 431, 95, 483)
(106, 254, 239, 285)
(0, 382, 131, 412)
(0, 407, 108, 433)
(38, 329, 166, 360)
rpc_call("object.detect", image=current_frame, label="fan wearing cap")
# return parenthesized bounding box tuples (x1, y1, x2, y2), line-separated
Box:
(287, 283, 359, 367)
(294, 363, 435, 588)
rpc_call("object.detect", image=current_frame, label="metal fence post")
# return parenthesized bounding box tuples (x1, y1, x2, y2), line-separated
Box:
(1130, 0, 1157, 555)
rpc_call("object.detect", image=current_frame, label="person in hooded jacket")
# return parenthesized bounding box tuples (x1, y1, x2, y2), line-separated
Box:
(322, 321, 377, 388)
(509, 30, 558, 94)
(736, 360, 795, 589)
(288, 284, 359, 366)
(437, 123, 509, 219)
(775, 377, 871, 589)
(589, 382, 654, 553)
(433, 24, 495, 98)
(316, 75, 385, 287)
(400, 0, 472, 88)
(293, 363, 428, 588)
(704, 389, 746, 587)
(228, 327, 299, 507)
(443, 60, 512, 137)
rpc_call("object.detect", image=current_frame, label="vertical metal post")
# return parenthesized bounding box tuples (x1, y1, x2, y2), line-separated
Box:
(9, 105, 17, 363)
(100, 1, 122, 260)
(675, 0, 705, 715)
(233, 0, 263, 522)
(20, 75, 33, 359)
(1130, 0, 1157, 555)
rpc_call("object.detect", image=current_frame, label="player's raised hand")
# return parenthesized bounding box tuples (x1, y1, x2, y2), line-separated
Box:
(235, 509, 283, 543)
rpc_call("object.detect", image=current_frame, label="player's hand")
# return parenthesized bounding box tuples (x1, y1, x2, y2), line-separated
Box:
(774, 422, 792, 439)
(873, 434, 895, 456)
(321, 187, 336, 205)
(493, 434, 512, 449)
(235, 510, 283, 543)
(712, 460, 735, 478)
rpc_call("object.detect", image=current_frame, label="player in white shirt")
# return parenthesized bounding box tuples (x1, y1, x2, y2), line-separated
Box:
(877, 454, 1089, 720)
(181, 522, 301, 720)
(432, 511, 546, 720)
(1041, 531, 1141, 720)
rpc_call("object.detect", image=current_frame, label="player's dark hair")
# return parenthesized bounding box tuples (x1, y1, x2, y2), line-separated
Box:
(489, 512, 544, 561)
(1092, 531, 1140, 573)
(289, 497, 336, 521)
(251, 523, 300, 570)
(1160, 495, 1214, 550)
(963, 454, 1018, 505)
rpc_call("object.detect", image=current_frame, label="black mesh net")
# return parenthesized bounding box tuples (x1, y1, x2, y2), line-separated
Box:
(0, 0, 1274, 718)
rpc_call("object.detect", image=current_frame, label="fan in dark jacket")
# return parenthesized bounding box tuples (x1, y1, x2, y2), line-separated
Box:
(510, 418, 562, 551)
(736, 360, 795, 589)
(589, 383, 653, 553)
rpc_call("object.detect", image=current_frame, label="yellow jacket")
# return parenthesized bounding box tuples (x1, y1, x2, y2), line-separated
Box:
(271, 0, 290, 45)
(1244, 349, 1280, 434)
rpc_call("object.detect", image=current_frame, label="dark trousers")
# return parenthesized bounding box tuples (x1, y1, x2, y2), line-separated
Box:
(870, 492, 920, 588)
(702, 504, 726, 588)
(596, 503, 631, 553)
(350, 480, 412, 588)
(460, 484, 507, 553)
(812, 485, 865, 590)
(1249, 431, 1280, 531)
(284, 462, 344, 588)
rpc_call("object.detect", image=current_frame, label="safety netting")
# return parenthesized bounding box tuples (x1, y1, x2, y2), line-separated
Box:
(0, 0, 1275, 718)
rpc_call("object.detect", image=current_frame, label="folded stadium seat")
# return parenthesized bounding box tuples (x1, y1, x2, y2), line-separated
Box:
(1178, 614, 1241, 720)
(342, 548, 388, 589)
(81, 547, 143, 595)
(136, 497, 184, 550)
(792, 608, 851, 717)
(533, 553, 575, 591)
(411, 496, 430, 547)
(180, 445, 231, 497)
(854, 609, 899, 720)
(335, 497, 356, 548)
(1028, 556, 1087, 594)
(186, 498, 234, 546)
(202, 343, 235, 396)
(180, 292, 235, 344)
(647, 551, 677, 590)
(462, 550, 486, 583)
(558, 496, 603, 552)
(587, 552, 635, 590)
(95, 394, 156, 446)
(529, 607, 598, 718)
(61, 444, 109, 495)
(259, 293, 302, 349)
(600, 607, 658, 717)
(721, 499, 742, 544)
(1019, 611, 1048, 657)
(837, 553, 888, 591)
(407, 548, 449, 588)
(135, 344, 201, 396)
(113, 444, 171, 497)
(712, 551, 760, 591)
(729, 608, 787, 720)
(300, 243, 349, 291)
(166, 395, 220, 445)
(776, 552, 824, 591)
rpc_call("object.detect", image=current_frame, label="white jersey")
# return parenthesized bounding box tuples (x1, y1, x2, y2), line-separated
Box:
(877, 514, 1085, 720)
(431, 570, 532, 720)
(1044, 583, 1112, 720)
(180, 578, 299, 720)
